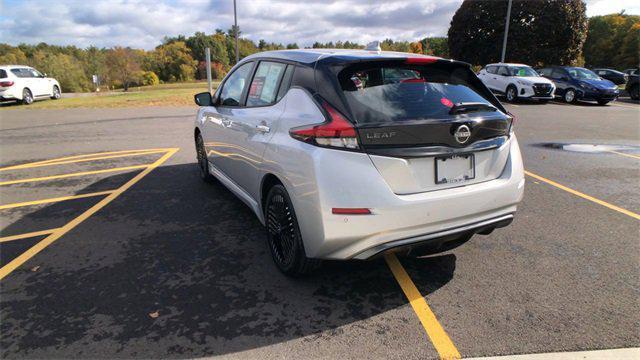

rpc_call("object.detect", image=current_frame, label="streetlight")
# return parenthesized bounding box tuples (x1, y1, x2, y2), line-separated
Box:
(501, 0, 512, 63)
(234, 0, 239, 64)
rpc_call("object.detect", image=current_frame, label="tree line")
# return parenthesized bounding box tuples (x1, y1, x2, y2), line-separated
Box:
(0, 0, 636, 93)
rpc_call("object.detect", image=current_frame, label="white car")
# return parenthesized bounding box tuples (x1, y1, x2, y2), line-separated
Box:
(0, 65, 61, 105)
(478, 63, 555, 103)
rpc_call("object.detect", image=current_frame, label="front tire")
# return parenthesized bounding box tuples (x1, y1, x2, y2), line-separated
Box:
(597, 100, 610, 106)
(265, 184, 321, 276)
(51, 85, 61, 100)
(195, 133, 215, 183)
(564, 89, 576, 103)
(505, 85, 518, 103)
(22, 88, 33, 105)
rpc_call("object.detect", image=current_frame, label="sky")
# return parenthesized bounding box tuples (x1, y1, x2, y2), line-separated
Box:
(0, 0, 638, 50)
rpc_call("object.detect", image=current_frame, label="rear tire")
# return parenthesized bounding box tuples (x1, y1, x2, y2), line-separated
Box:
(51, 85, 61, 100)
(564, 89, 576, 103)
(22, 88, 33, 105)
(265, 184, 321, 276)
(195, 133, 215, 183)
(505, 85, 518, 103)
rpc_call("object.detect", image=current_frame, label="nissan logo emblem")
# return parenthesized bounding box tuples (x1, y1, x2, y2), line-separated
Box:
(454, 125, 471, 144)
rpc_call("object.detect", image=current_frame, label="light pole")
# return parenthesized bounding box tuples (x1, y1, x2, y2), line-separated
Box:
(234, 0, 239, 64)
(500, 0, 512, 63)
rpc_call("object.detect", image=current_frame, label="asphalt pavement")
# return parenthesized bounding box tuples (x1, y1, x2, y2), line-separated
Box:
(0, 99, 638, 359)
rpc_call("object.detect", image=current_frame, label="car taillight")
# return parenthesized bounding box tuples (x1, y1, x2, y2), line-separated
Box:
(0, 81, 14, 87)
(289, 100, 359, 150)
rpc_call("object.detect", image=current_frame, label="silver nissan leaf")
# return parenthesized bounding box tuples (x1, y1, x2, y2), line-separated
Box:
(193, 48, 524, 276)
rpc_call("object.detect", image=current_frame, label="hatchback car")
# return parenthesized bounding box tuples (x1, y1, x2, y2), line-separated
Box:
(538, 66, 619, 105)
(592, 68, 627, 85)
(0, 65, 61, 105)
(193, 49, 525, 275)
(478, 63, 555, 103)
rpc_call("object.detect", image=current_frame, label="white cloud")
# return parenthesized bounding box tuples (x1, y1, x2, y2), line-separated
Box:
(0, 0, 637, 50)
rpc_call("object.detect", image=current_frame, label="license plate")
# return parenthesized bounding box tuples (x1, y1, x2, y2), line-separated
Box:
(435, 154, 475, 185)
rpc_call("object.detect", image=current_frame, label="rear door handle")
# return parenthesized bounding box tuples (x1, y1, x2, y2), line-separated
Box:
(256, 124, 270, 133)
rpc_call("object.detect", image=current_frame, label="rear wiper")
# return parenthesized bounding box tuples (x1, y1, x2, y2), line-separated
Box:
(449, 102, 497, 115)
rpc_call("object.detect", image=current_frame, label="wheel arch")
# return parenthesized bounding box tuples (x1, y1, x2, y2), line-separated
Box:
(260, 173, 284, 215)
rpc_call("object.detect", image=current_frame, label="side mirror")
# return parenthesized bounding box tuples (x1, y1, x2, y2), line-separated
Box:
(194, 92, 213, 106)
(42, 73, 47, 78)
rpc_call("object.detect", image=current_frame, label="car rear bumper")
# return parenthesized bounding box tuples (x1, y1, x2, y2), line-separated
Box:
(291, 135, 525, 260)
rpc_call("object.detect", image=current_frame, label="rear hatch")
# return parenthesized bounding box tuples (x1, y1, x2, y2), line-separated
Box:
(316, 57, 513, 195)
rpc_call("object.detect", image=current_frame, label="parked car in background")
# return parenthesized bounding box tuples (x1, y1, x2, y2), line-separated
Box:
(477, 63, 555, 103)
(625, 70, 639, 100)
(623, 68, 638, 76)
(193, 49, 524, 276)
(0, 65, 61, 105)
(538, 66, 619, 105)
(592, 68, 627, 85)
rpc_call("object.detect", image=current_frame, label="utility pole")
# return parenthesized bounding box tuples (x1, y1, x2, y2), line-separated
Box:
(205, 47, 212, 94)
(500, 0, 512, 63)
(233, 0, 239, 64)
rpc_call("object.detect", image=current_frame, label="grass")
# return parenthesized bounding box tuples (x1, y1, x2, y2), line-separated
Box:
(1, 81, 219, 109)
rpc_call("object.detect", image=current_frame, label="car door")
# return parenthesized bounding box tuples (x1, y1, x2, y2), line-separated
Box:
(27, 68, 49, 96)
(496, 66, 510, 93)
(481, 66, 497, 91)
(226, 61, 292, 199)
(551, 68, 569, 95)
(201, 61, 255, 181)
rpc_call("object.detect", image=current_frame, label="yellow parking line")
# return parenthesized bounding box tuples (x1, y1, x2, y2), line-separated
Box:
(525, 170, 640, 220)
(0, 228, 60, 243)
(0, 190, 114, 210)
(0, 149, 171, 172)
(0, 164, 150, 186)
(0, 148, 179, 280)
(385, 253, 461, 359)
(607, 150, 640, 160)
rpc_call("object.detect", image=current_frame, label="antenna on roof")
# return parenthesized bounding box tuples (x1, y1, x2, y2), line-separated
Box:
(365, 41, 381, 53)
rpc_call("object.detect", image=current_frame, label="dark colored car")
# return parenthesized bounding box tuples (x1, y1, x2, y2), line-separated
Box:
(538, 66, 620, 105)
(625, 69, 639, 100)
(623, 68, 639, 76)
(592, 68, 627, 85)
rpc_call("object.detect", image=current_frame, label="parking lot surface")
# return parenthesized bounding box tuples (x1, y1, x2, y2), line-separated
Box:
(0, 100, 638, 359)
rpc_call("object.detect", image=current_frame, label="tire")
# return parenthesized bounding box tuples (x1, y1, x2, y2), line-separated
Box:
(564, 89, 576, 103)
(629, 85, 639, 100)
(195, 132, 215, 183)
(265, 184, 321, 276)
(51, 85, 61, 100)
(22, 88, 33, 105)
(505, 85, 518, 103)
(597, 100, 610, 106)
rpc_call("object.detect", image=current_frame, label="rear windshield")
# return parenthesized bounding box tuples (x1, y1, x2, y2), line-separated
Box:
(338, 63, 494, 124)
(0, 69, 6, 78)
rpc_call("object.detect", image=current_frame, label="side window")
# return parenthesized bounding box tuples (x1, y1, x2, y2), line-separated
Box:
(11, 69, 29, 78)
(0, 69, 7, 78)
(551, 69, 564, 79)
(276, 65, 295, 102)
(219, 62, 254, 106)
(246, 61, 287, 107)
(538, 68, 550, 77)
(497, 66, 510, 76)
(486, 66, 496, 74)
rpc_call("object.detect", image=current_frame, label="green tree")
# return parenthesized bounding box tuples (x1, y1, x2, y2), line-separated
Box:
(106, 47, 142, 91)
(146, 41, 197, 82)
(31, 51, 92, 92)
(448, 0, 588, 66)
(584, 14, 640, 69)
(0, 44, 28, 64)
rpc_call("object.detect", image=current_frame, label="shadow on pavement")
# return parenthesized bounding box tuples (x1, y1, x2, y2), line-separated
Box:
(0, 163, 456, 358)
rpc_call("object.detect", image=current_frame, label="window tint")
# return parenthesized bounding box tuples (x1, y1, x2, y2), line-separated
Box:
(485, 66, 496, 74)
(219, 62, 254, 106)
(246, 61, 286, 107)
(11, 69, 31, 78)
(339, 63, 495, 124)
(276, 65, 295, 102)
(538, 68, 551, 77)
(551, 69, 565, 79)
(497, 67, 510, 76)
(0, 69, 7, 78)
(507, 66, 539, 77)
(566, 67, 599, 80)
